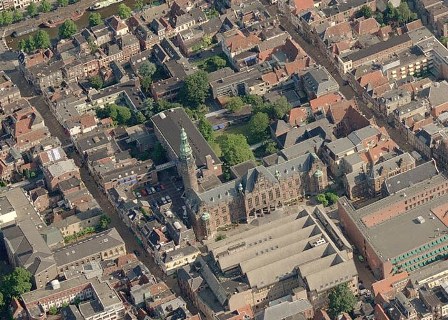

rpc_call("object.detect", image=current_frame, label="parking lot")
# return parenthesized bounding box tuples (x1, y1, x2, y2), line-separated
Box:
(133, 169, 187, 224)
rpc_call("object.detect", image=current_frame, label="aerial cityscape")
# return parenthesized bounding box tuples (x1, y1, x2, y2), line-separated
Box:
(1, 0, 448, 319)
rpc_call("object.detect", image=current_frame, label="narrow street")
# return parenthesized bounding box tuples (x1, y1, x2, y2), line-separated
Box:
(6, 69, 183, 297)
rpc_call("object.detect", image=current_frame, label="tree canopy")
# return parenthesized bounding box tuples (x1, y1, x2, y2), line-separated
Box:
(57, 0, 69, 7)
(117, 3, 132, 19)
(1, 267, 32, 299)
(96, 103, 133, 125)
(271, 97, 291, 119)
(39, 0, 52, 12)
(226, 96, 244, 113)
(151, 142, 167, 165)
(0, 11, 13, 26)
(89, 75, 103, 89)
(198, 116, 214, 142)
(181, 70, 210, 107)
(383, 2, 417, 25)
(357, 5, 372, 18)
(27, 3, 38, 17)
(89, 12, 103, 27)
(19, 30, 51, 53)
(219, 133, 254, 166)
(139, 61, 157, 78)
(59, 20, 78, 39)
(12, 9, 23, 22)
(97, 215, 111, 231)
(135, 0, 144, 10)
(249, 112, 269, 141)
(328, 283, 357, 318)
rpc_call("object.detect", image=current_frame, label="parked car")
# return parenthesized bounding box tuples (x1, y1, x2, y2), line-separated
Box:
(152, 200, 159, 208)
(140, 189, 148, 196)
(160, 184, 165, 190)
(155, 185, 161, 192)
(145, 187, 152, 195)
(166, 195, 172, 203)
(134, 191, 141, 198)
(161, 197, 167, 205)
(150, 187, 156, 194)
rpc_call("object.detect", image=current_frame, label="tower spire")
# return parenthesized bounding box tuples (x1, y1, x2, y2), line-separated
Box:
(179, 127, 193, 160)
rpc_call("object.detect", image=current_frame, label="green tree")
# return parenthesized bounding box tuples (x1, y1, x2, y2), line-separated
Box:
(18, 39, 26, 51)
(87, 36, 98, 53)
(1, 267, 32, 299)
(27, 3, 38, 17)
(39, 0, 52, 12)
(57, 0, 69, 7)
(117, 106, 132, 124)
(89, 75, 103, 89)
(202, 34, 212, 47)
(181, 70, 209, 107)
(89, 12, 103, 27)
(141, 76, 152, 92)
(2, 11, 13, 25)
(385, 2, 396, 23)
(117, 3, 132, 19)
(325, 192, 339, 205)
(143, 98, 155, 117)
(226, 96, 244, 113)
(135, 0, 144, 10)
(316, 193, 329, 207)
(151, 142, 167, 165)
(249, 112, 269, 141)
(263, 141, 277, 156)
(12, 9, 23, 22)
(139, 60, 156, 78)
(357, 5, 372, 18)
(271, 97, 291, 119)
(48, 306, 58, 315)
(135, 111, 146, 124)
(375, 12, 384, 25)
(208, 55, 226, 71)
(328, 283, 357, 318)
(0, 290, 4, 310)
(98, 215, 111, 230)
(397, 2, 413, 23)
(219, 134, 254, 166)
(59, 20, 78, 39)
(25, 35, 36, 52)
(35, 30, 51, 49)
(441, 36, 448, 47)
(198, 116, 214, 142)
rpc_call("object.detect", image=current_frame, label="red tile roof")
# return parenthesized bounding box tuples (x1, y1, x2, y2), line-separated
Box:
(354, 17, 380, 36)
(289, 107, 307, 126)
(309, 92, 344, 114)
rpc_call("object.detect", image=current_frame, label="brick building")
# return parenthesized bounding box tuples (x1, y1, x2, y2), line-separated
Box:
(338, 166, 448, 279)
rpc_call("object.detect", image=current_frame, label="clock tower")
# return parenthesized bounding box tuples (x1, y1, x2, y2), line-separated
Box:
(178, 127, 199, 192)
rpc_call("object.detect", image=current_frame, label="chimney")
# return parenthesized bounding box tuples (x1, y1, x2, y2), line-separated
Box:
(205, 154, 214, 170)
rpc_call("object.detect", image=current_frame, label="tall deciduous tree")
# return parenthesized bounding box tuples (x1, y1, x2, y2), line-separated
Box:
(181, 70, 209, 107)
(27, 3, 38, 17)
(59, 20, 78, 39)
(271, 96, 291, 119)
(39, 0, 52, 12)
(117, 3, 132, 19)
(35, 30, 51, 49)
(12, 9, 23, 22)
(219, 133, 254, 166)
(226, 96, 244, 113)
(89, 12, 102, 27)
(328, 283, 357, 318)
(57, 0, 69, 7)
(249, 112, 269, 141)
(198, 116, 214, 142)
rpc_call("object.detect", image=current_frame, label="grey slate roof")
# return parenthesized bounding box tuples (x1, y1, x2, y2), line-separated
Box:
(261, 299, 311, 320)
(151, 107, 221, 168)
(384, 160, 439, 195)
(53, 228, 124, 267)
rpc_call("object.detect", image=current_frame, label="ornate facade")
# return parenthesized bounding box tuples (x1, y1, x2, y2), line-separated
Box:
(180, 126, 328, 239)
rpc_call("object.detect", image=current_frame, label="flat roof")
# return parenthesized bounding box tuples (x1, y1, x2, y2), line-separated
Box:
(339, 173, 448, 261)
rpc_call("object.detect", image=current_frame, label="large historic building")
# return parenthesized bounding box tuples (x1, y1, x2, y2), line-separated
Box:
(180, 133, 328, 240)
